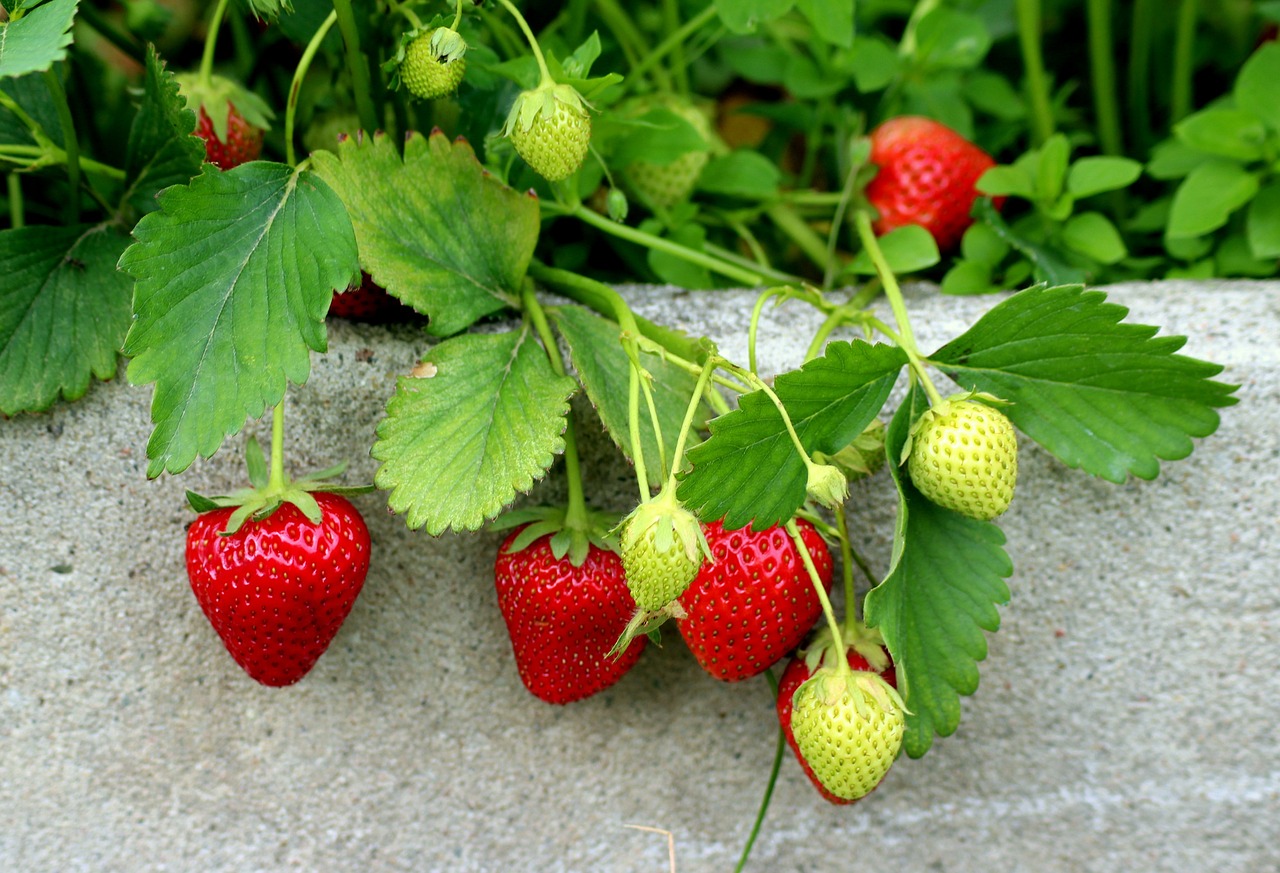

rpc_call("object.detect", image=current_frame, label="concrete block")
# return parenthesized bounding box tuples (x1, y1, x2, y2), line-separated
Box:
(1, 280, 1276, 872)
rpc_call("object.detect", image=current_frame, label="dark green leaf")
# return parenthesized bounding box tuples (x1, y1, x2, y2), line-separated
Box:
(119, 163, 359, 476)
(0, 224, 132, 414)
(0, 0, 78, 79)
(930, 285, 1239, 482)
(646, 221, 714, 289)
(1234, 43, 1280, 132)
(1166, 159, 1259, 239)
(372, 328, 577, 534)
(865, 386, 1012, 759)
(0, 71, 58, 146)
(678, 341, 907, 530)
(964, 70, 1024, 120)
(1246, 181, 1280, 260)
(796, 0, 854, 47)
(121, 46, 204, 213)
(715, 0, 796, 33)
(973, 199, 1087, 286)
(697, 150, 781, 198)
(1066, 156, 1142, 198)
(311, 130, 538, 336)
(550, 305, 706, 475)
(783, 52, 844, 99)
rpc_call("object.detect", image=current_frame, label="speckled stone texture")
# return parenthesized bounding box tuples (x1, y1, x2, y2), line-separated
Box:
(1, 281, 1276, 872)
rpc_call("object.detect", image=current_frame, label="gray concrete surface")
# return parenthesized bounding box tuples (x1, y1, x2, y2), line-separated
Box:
(1, 280, 1277, 873)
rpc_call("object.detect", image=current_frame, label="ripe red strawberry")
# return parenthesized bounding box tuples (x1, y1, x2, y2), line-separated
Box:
(194, 102, 263, 169)
(865, 116, 1002, 252)
(185, 491, 371, 687)
(676, 520, 833, 682)
(495, 526, 646, 704)
(329, 272, 410, 322)
(776, 627, 897, 804)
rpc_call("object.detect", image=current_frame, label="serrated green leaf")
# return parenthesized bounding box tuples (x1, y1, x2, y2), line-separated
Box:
(865, 385, 1012, 759)
(1066, 156, 1142, 198)
(1166, 159, 1259, 239)
(1060, 211, 1127, 264)
(0, 0, 78, 79)
(372, 328, 577, 535)
(678, 341, 907, 530)
(847, 225, 940, 275)
(119, 163, 359, 477)
(930, 285, 1238, 483)
(796, 0, 853, 47)
(0, 224, 132, 414)
(549, 305, 705, 474)
(311, 130, 538, 336)
(121, 45, 203, 213)
(973, 199, 1087, 286)
(1234, 43, 1280, 132)
(715, 0, 795, 33)
(1246, 181, 1280, 260)
(1175, 108, 1269, 162)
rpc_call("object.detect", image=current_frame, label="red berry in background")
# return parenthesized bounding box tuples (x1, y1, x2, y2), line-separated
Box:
(776, 645, 898, 804)
(329, 272, 410, 322)
(675, 520, 833, 682)
(185, 492, 372, 687)
(865, 115, 1002, 253)
(194, 102, 263, 170)
(494, 526, 646, 704)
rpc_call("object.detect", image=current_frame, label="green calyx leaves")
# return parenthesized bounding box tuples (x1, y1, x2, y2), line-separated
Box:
(174, 73, 274, 143)
(490, 504, 622, 568)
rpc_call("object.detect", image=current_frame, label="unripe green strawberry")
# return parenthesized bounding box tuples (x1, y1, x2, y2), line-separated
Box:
(400, 28, 467, 100)
(617, 488, 708, 611)
(503, 83, 592, 182)
(622, 97, 712, 210)
(907, 397, 1018, 521)
(790, 667, 905, 802)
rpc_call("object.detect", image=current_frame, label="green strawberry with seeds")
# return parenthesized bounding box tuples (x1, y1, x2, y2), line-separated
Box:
(790, 666, 906, 802)
(397, 27, 467, 100)
(503, 82, 592, 182)
(906, 395, 1018, 521)
(622, 96, 713, 211)
(617, 487, 708, 612)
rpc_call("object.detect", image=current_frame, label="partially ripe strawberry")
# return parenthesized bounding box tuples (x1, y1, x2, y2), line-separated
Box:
(777, 629, 897, 804)
(399, 27, 467, 100)
(907, 397, 1018, 520)
(329, 272, 409, 322)
(622, 96, 713, 210)
(789, 666, 906, 802)
(618, 489, 708, 611)
(494, 526, 646, 704)
(504, 83, 592, 182)
(865, 116, 1001, 252)
(177, 73, 274, 171)
(676, 520, 832, 682)
(185, 492, 371, 687)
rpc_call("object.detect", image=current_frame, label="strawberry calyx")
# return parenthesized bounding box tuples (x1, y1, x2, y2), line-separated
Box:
(175, 73, 273, 145)
(801, 619, 891, 675)
(489, 504, 621, 568)
(898, 389, 1012, 464)
(185, 437, 373, 536)
(799, 665, 907, 721)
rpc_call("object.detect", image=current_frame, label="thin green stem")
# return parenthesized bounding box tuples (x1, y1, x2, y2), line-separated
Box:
(523, 283, 589, 528)
(1127, 0, 1155, 154)
(332, 0, 379, 136)
(629, 363, 651, 498)
(1086, 0, 1123, 156)
(898, 0, 943, 57)
(629, 5, 717, 88)
(0, 144, 125, 179)
(594, 0, 672, 92)
(572, 204, 766, 286)
(1171, 0, 1198, 125)
(268, 402, 287, 493)
(43, 68, 79, 223)
(823, 139, 869, 291)
(661, 0, 689, 95)
(495, 0, 554, 86)
(804, 313, 843, 363)
(666, 354, 717, 488)
(450, 0, 464, 31)
(8, 173, 23, 228)
(199, 0, 234, 85)
(787, 520, 847, 664)
(1015, 0, 1055, 145)
(835, 508, 857, 623)
(735, 670, 785, 873)
(704, 240, 801, 285)
(286, 10, 338, 168)
(387, 0, 425, 33)
(765, 203, 834, 274)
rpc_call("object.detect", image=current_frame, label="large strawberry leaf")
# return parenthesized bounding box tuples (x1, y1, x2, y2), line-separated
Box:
(0, 0, 78, 79)
(678, 341, 906, 530)
(373, 328, 577, 535)
(119, 163, 359, 477)
(0, 72, 59, 146)
(864, 385, 1013, 759)
(550, 304, 706, 477)
(311, 130, 540, 336)
(0, 223, 132, 414)
(930, 284, 1238, 482)
(120, 46, 203, 213)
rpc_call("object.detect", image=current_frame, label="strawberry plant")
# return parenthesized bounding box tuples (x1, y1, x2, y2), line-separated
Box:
(0, 0, 1260, 865)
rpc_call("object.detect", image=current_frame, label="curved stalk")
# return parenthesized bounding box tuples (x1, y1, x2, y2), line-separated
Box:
(198, 0, 234, 85)
(1015, 0, 1055, 145)
(494, 0, 555, 86)
(788, 519, 847, 666)
(1086, 0, 1123, 156)
(735, 668, 785, 873)
(285, 10, 338, 168)
(331, 0, 379, 135)
(1171, 0, 1198, 124)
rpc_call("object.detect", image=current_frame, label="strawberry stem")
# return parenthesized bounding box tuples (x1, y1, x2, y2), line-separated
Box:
(1015, 0, 1056, 146)
(331, 0, 380, 136)
(267, 401, 287, 494)
(1170, 0, 1198, 124)
(735, 668, 785, 873)
(7, 173, 23, 228)
(1085, 0, 1123, 157)
(627, 5, 717, 94)
(198, 0, 234, 87)
(835, 506, 858, 623)
(787, 519, 848, 672)
(493, 0, 555, 87)
(661, 0, 690, 95)
(449, 0, 464, 32)
(284, 9, 338, 168)
(593, 0, 673, 92)
(665, 351, 717, 490)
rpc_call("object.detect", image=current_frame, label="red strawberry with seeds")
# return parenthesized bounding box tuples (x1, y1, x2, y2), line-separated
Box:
(865, 115, 1002, 252)
(329, 272, 411, 322)
(193, 102, 264, 169)
(776, 624, 897, 804)
(186, 491, 371, 687)
(177, 73, 274, 171)
(675, 519, 833, 682)
(495, 525, 646, 704)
